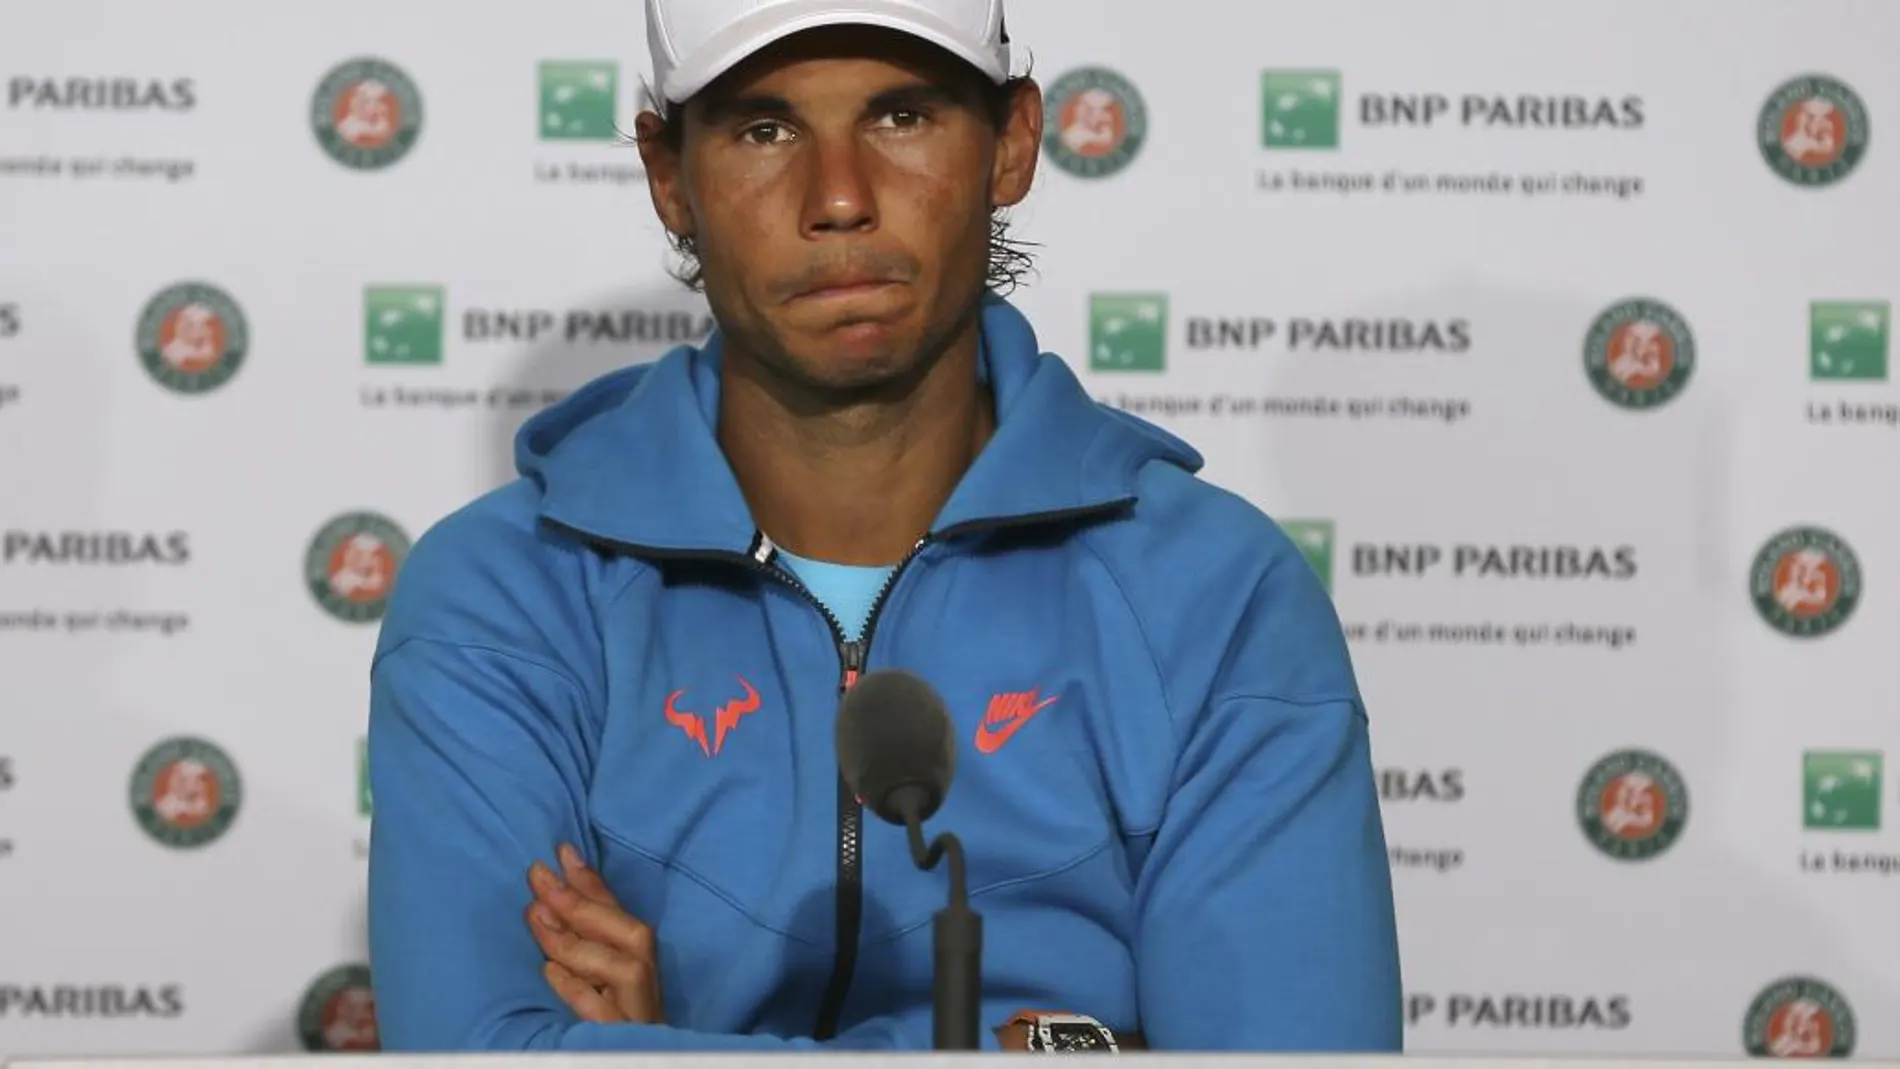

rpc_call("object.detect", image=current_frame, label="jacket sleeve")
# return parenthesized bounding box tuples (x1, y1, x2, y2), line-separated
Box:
(1130, 557, 1403, 1050)
(365, 636, 956, 1051)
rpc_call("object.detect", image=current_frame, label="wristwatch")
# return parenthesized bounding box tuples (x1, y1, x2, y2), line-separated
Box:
(1010, 1011, 1120, 1052)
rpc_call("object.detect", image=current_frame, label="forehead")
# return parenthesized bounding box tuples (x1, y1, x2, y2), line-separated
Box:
(687, 25, 984, 113)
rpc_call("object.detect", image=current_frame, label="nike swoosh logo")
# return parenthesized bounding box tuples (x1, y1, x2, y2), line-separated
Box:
(974, 696, 1058, 755)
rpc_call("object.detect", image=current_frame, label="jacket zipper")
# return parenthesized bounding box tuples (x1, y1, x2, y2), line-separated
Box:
(805, 534, 926, 1040)
(543, 498, 1131, 1037)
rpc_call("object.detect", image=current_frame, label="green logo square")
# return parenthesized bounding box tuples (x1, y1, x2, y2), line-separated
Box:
(364, 285, 445, 365)
(539, 60, 619, 141)
(1810, 300, 1889, 381)
(1803, 750, 1881, 830)
(357, 737, 372, 817)
(1262, 70, 1342, 149)
(1089, 294, 1168, 372)
(1281, 519, 1336, 591)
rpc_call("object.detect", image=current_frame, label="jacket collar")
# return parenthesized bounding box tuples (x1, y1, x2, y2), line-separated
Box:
(517, 295, 1202, 556)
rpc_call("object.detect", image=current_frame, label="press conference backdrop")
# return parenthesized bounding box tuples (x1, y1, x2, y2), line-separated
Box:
(1, 0, 1897, 1058)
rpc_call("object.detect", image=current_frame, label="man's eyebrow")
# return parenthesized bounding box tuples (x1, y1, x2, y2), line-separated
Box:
(695, 92, 794, 127)
(863, 83, 970, 114)
(695, 83, 975, 127)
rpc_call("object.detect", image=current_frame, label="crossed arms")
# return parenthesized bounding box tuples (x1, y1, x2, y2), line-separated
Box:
(364, 633, 1403, 1050)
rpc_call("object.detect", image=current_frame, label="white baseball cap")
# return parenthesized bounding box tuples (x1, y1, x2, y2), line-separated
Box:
(646, 0, 1013, 105)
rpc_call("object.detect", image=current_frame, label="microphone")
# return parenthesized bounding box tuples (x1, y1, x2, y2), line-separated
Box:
(835, 668, 956, 826)
(835, 669, 981, 1051)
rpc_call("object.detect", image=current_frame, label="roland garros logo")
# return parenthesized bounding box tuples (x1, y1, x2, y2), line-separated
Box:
(305, 511, 411, 623)
(1042, 67, 1148, 180)
(135, 282, 248, 395)
(1583, 297, 1695, 411)
(1744, 976, 1855, 1058)
(312, 57, 424, 171)
(1749, 526, 1862, 638)
(1758, 75, 1869, 188)
(298, 964, 379, 1051)
(129, 736, 242, 849)
(1577, 748, 1688, 862)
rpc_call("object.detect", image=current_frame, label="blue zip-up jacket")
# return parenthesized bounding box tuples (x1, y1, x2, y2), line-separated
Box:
(365, 295, 1402, 1051)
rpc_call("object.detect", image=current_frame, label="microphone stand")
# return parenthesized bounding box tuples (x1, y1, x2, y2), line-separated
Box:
(890, 786, 981, 1051)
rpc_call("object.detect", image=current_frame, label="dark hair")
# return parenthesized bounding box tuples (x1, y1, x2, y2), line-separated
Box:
(627, 73, 1039, 296)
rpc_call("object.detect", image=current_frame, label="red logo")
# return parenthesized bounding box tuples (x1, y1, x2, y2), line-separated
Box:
(664, 677, 761, 756)
(974, 690, 1058, 754)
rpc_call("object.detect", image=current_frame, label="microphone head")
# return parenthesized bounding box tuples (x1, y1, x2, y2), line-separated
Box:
(835, 668, 956, 827)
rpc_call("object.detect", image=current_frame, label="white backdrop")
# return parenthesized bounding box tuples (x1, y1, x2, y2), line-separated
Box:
(1, 0, 1897, 1058)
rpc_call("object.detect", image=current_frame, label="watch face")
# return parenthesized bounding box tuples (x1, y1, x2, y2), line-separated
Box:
(1046, 1022, 1112, 1051)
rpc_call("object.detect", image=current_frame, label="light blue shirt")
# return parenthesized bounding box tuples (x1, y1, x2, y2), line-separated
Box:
(773, 547, 895, 642)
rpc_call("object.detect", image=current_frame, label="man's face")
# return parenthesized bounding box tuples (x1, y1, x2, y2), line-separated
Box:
(637, 27, 1041, 395)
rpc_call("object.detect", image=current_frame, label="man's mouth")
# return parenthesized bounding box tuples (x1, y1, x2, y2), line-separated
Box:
(793, 278, 900, 301)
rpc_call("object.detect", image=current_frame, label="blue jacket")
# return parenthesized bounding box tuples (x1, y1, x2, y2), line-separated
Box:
(365, 295, 1402, 1051)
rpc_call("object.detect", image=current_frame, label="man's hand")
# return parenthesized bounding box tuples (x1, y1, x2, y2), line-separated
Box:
(525, 843, 663, 1025)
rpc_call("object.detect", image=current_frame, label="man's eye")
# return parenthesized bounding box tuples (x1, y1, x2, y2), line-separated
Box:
(742, 122, 791, 144)
(879, 109, 927, 128)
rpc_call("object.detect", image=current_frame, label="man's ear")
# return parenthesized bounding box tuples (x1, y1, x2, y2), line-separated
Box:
(990, 80, 1043, 209)
(633, 110, 695, 241)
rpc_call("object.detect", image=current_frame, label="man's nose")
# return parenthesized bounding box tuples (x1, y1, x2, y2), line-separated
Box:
(802, 136, 876, 236)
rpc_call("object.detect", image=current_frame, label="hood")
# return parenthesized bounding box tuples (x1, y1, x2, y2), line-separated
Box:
(513, 294, 1203, 554)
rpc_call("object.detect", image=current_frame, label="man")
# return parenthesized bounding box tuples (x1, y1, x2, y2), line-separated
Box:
(365, 0, 1402, 1052)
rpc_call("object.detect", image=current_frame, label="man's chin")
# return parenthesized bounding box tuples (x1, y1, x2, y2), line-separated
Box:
(832, 318, 925, 362)
(800, 353, 918, 395)
(776, 338, 926, 396)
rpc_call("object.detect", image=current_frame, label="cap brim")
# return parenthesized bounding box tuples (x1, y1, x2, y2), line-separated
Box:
(661, 0, 1008, 103)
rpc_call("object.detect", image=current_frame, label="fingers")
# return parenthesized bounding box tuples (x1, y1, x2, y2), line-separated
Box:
(525, 848, 666, 1024)
(527, 898, 656, 993)
(558, 843, 619, 908)
(543, 960, 622, 1023)
(530, 861, 656, 960)
(529, 902, 663, 1023)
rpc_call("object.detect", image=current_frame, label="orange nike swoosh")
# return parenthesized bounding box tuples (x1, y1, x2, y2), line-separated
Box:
(974, 696, 1058, 755)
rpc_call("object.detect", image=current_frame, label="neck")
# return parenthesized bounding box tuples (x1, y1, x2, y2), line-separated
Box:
(716, 325, 994, 566)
